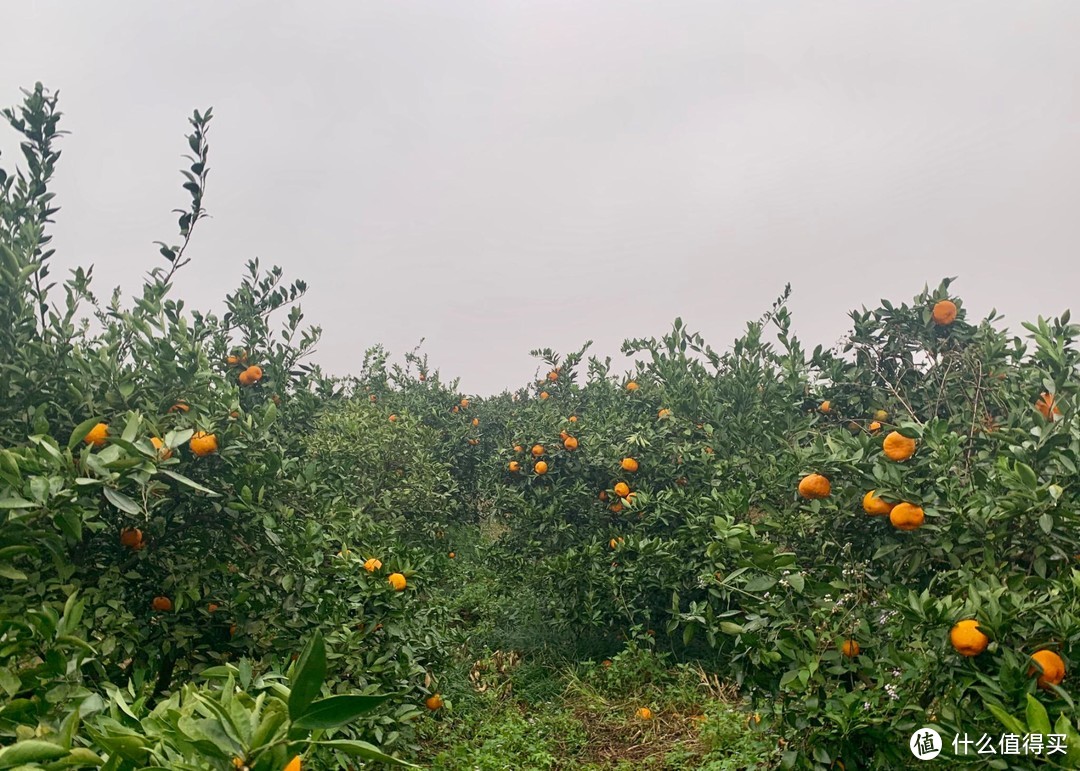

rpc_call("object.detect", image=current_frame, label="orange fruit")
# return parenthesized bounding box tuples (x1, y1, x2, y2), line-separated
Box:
(560, 430, 570, 440)
(658, 408, 671, 419)
(609, 537, 624, 549)
(602, 659, 613, 668)
(239, 365, 263, 386)
(120, 527, 144, 549)
(862, 490, 894, 516)
(169, 402, 190, 413)
(626, 381, 639, 391)
(534, 461, 549, 475)
(460, 398, 470, 408)
(208, 603, 219, 613)
(468, 439, 480, 446)
(364, 558, 382, 573)
(150, 437, 172, 459)
(284, 756, 301, 771)
(84, 422, 109, 447)
(152, 596, 173, 612)
(540, 391, 550, 400)
(889, 503, 925, 531)
(874, 409, 889, 421)
(388, 573, 407, 591)
(569, 415, 579, 423)
(472, 418, 480, 427)
(819, 400, 831, 413)
(448, 552, 455, 559)
(389, 415, 398, 422)
(614, 482, 630, 498)
(932, 299, 958, 325)
(598, 491, 608, 501)
(1028, 650, 1066, 689)
(636, 707, 653, 720)
(513, 445, 523, 453)
(949, 619, 989, 657)
(563, 436, 578, 450)
(226, 355, 240, 366)
(609, 502, 623, 513)
(797, 474, 831, 499)
(621, 458, 639, 473)
(548, 370, 559, 381)
(1036, 392, 1061, 420)
(841, 639, 860, 657)
(883, 431, 916, 461)
(425, 694, 444, 711)
(189, 431, 218, 457)
(509, 461, 521, 473)
(531, 444, 545, 457)
(868, 421, 882, 432)
(451, 405, 458, 413)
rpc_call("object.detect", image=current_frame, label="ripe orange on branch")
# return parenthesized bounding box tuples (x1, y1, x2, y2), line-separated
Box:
(882, 431, 916, 461)
(798, 474, 831, 499)
(950, 620, 989, 657)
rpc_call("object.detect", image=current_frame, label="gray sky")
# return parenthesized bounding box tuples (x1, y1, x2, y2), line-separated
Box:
(3, 1, 1079, 395)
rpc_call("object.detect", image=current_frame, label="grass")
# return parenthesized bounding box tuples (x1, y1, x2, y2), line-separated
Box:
(415, 642, 782, 769)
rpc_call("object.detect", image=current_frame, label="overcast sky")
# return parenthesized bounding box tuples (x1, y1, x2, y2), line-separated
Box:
(3, 1, 1079, 394)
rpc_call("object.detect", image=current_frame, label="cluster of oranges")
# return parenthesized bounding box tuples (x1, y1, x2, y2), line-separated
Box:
(226, 350, 264, 387)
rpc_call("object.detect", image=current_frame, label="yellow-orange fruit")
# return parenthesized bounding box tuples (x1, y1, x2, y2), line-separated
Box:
(84, 422, 109, 447)
(152, 596, 173, 612)
(120, 527, 144, 550)
(563, 436, 578, 450)
(890, 503, 925, 531)
(388, 573, 407, 591)
(425, 694, 444, 711)
(636, 707, 653, 720)
(862, 490, 894, 516)
(626, 381, 639, 391)
(1028, 650, 1066, 689)
(534, 461, 549, 475)
(150, 437, 172, 459)
(531, 444, 545, 457)
(189, 431, 218, 456)
(364, 558, 382, 573)
(614, 482, 630, 498)
(932, 299, 958, 325)
(883, 431, 916, 461)
(798, 474, 831, 499)
(841, 639, 860, 657)
(1036, 393, 1061, 420)
(509, 461, 521, 473)
(950, 619, 989, 657)
(621, 458, 639, 473)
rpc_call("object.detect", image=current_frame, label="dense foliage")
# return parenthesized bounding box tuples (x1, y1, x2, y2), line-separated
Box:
(2, 84, 1079, 770)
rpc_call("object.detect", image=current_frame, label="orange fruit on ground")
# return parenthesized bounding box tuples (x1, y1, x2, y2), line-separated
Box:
(84, 422, 109, 447)
(841, 639, 860, 657)
(563, 436, 579, 450)
(1028, 650, 1066, 689)
(425, 694, 444, 711)
(890, 503, 925, 531)
(364, 558, 382, 573)
(626, 381, 639, 391)
(882, 431, 916, 461)
(819, 400, 831, 413)
(614, 482, 630, 498)
(658, 408, 672, 419)
(932, 299, 958, 325)
(189, 431, 218, 457)
(950, 619, 989, 657)
(797, 474, 831, 499)
(862, 490, 894, 516)
(509, 461, 521, 473)
(150, 437, 172, 459)
(152, 596, 173, 612)
(531, 444, 545, 457)
(284, 756, 301, 771)
(636, 707, 653, 720)
(120, 527, 144, 549)
(534, 461, 549, 475)
(388, 573, 407, 591)
(868, 421, 882, 432)
(1036, 392, 1061, 420)
(621, 458, 639, 473)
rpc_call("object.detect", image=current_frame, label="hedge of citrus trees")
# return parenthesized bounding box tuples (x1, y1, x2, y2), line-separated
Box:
(2, 84, 1079, 770)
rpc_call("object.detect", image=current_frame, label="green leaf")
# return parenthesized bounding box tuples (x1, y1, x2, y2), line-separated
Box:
(787, 573, 805, 593)
(987, 703, 1026, 736)
(0, 497, 37, 509)
(288, 631, 326, 721)
(312, 739, 419, 767)
(1038, 512, 1053, 535)
(718, 621, 744, 635)
(0, 739, 69, 767)
(103, 488, 142, 516)
(293, 695, 390, 729)
(1015, 462, 1037, 489)
(1025, 694, 1051, 737)
(159, 469, 220, 496)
